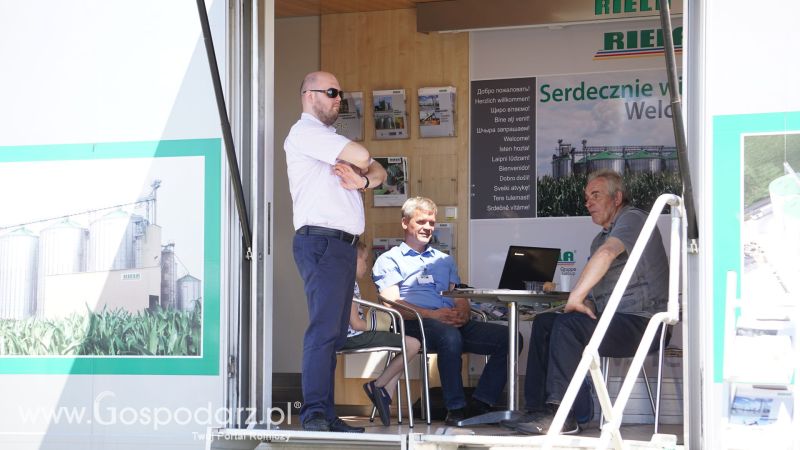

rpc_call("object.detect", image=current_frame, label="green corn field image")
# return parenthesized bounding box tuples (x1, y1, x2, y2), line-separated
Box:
(537, 172, 683, 217)
(0, 303, 202, 356)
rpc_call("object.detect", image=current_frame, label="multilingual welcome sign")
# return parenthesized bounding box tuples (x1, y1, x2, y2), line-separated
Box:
(470, 77, 537, 219)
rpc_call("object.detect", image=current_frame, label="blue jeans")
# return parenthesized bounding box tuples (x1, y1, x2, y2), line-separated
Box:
(524, 311, 653, 411)
(404, 318, 512, 410)
(293, 234, 356, 423)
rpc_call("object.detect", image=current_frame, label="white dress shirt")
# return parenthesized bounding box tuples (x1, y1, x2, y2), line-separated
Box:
(284, 112, 365, 235)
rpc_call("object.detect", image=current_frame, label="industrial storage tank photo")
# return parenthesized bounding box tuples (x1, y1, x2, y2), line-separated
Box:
(0, 228, 39, 320)
(177, 274, 202, 312)
(573, 156, 588, 175)
(626, 150, 663, 174)
(587, 151, 625, 174)
(551, 154, 573, 179)
(160, 243, 177, 310)
(663, 151, 679, 173)
(36, 219, 89, 316)
(88, 209, 147, 272)
(551, 140, 575, 179)
(38, 219, 88, 275)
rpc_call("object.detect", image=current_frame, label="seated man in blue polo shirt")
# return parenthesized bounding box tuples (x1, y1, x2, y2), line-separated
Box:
(372, 196, 511, 426)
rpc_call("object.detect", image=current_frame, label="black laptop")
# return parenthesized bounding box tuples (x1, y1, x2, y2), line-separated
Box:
(497, 245, 561, 290)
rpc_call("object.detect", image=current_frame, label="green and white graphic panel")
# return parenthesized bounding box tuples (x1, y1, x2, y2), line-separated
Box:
(0, 139, 221, 375)
(712, 112, 800, 382)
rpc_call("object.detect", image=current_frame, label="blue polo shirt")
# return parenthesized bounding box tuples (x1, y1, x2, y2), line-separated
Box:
(372, 242, 461, 310)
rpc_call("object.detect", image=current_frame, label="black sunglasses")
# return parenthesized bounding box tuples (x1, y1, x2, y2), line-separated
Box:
(303, 87, 344, 99)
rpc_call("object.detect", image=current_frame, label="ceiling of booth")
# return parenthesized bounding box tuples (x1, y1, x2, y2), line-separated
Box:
(275, 0, 442, 18)
(276, 1, 683, 31)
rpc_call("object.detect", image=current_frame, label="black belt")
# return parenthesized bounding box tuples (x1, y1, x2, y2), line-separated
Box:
(297, 225, 359, 246)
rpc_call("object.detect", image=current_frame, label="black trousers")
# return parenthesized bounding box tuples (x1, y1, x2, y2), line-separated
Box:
(524, 311, 655, 410)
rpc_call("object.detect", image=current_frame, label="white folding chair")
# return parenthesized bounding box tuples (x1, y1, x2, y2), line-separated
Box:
(376, 298, 432, 424)
(337, 298, 415, 427)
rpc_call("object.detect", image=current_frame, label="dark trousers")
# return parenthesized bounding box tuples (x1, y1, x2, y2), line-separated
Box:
(293, 234, 356, 423)
(404, 318, 512, 410)
(524, 311, 652, 410)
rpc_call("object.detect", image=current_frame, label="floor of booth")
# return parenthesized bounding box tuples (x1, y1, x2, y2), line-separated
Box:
(207, 415, 683, 449)
(280, 414, 683, 440)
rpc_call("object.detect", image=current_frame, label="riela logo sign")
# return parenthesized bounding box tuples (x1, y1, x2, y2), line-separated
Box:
(595, 26, 683, 60)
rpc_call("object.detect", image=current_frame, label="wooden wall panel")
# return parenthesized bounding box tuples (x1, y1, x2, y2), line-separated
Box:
(321, 9, 471, 406)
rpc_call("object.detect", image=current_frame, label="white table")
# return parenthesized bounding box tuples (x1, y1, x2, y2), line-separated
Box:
(441, 288, 568, 426)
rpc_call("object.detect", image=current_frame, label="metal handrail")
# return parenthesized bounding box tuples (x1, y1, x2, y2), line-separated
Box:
(543, 193, 686, 450)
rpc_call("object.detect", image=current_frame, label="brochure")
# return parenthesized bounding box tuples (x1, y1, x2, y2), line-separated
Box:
(373, 157, 409, 207)
(373, 89, 408, 140)
(418, 86, 456, 138)
(333, 91, 364, 141)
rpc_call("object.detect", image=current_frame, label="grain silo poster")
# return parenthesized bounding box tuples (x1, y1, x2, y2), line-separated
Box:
(0, 139, 220, 375)
(535, 69, 681, 217)
(470, 70, 681, 219)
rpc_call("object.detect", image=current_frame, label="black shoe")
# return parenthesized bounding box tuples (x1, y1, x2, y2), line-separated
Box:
(302, 412, 330, 432)
(498, 409, 547, 430)
(468, 398, 492, 416)
(515, 403, 582, 434)
(444, 407, 467, 426)
(328, 417, 365, 433)
(514, 404, 581, 435)
(363, 380, 392, 426)
(515, 412, 581, 435)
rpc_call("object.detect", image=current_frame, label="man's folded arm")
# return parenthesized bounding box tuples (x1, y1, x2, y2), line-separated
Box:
(362, 159, 388, 188)
(336, 141, 371, 170)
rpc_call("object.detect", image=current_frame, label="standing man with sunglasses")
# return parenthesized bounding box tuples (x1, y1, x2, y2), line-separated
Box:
(284, 71, 387, 432)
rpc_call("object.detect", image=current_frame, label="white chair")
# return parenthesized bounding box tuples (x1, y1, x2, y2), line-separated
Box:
(377, 297, 433, 424)
(337, 298, 415, 427)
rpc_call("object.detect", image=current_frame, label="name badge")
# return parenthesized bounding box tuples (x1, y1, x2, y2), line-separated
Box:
(418, 274, 434, 284)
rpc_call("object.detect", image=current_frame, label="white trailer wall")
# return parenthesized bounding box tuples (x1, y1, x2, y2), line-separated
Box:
(697, 1, 800, 449)
(0, 1, 228, 449)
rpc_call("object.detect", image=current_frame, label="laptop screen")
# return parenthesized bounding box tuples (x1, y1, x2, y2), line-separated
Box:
(497, 246, 561, 290)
